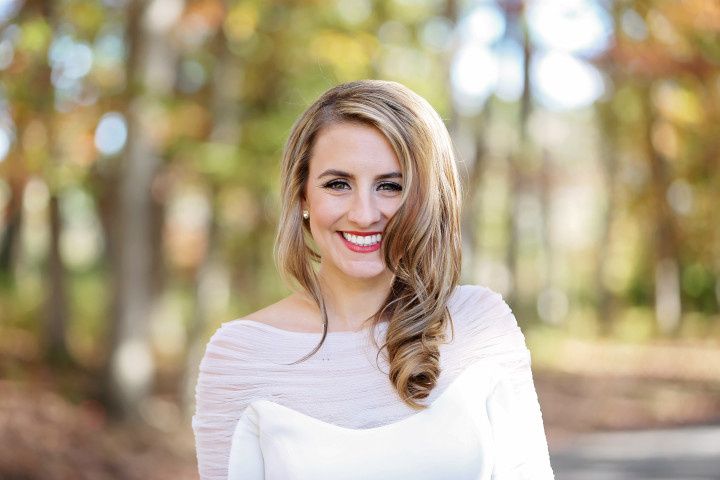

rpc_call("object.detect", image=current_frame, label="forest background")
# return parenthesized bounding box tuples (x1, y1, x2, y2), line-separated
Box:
(1, 0, 719, 478)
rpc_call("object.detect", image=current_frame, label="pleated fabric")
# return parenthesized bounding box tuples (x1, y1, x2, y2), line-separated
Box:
(192, 284, 554, 480)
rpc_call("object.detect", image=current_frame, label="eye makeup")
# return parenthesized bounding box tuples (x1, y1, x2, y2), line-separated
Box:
(321, 180, 402, 192)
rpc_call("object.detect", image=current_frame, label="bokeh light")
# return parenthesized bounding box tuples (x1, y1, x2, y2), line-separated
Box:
(49, 34, 94, 87)
(1, 2, 719, 479)
(0, 38, 13, 69)
(420, 16, 454, 52)
(527, 0, 612, 55)
(0, 0, 21, 24)
(451, 44, 498, 115)
(458, 2, 505, 45)
(532, 50, 605, 110)
(335, 0, 372, 27)
(495, 39, 524, 102)
(0, 127, 11, 162)
(94, 112, 127, 156)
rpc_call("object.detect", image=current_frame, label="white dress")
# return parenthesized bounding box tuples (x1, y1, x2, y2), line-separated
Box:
(192, 285, 555, 480)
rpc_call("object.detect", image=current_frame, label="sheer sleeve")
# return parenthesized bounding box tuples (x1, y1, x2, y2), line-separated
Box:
(192, 322, 265, 480)
(192, 286, 555, 479)
(456, 285, 555, 479)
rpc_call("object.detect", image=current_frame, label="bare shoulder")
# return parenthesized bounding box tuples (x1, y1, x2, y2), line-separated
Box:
(241, 292, 321, 333)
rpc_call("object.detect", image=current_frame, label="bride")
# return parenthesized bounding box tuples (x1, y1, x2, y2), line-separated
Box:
(192, 79, 555, 479)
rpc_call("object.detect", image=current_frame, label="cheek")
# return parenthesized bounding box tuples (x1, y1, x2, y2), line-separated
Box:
(310, 201, 344, 229)
(313, 196, 347, 219)
(382, 197, 403, 217)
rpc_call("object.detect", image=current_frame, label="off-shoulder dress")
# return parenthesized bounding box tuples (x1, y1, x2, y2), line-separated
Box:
(192, 284, 555, 479)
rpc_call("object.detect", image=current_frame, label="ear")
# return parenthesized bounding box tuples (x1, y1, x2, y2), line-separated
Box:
(300, 195, 309, 211)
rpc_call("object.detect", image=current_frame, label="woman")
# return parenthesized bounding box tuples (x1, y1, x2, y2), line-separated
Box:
(192, 80, 555, 479)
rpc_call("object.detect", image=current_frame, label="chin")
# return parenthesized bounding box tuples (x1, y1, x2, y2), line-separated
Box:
(340, 264, 387, 280)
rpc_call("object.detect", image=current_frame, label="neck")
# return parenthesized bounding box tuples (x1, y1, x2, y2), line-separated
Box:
(312, 265, 394, 332)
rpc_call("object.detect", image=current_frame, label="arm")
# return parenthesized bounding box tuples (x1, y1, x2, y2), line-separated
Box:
(457, 285, 554, 479)
(486, 352, 555, 479)
(227, 407, 265, 480)
(192, 322, 265, 480)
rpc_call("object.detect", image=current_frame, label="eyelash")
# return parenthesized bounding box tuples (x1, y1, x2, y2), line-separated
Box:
(322, 180, 402, 192)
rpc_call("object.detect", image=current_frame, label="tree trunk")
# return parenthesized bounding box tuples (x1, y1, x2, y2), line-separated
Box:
(503, 2, 533, 307)
(442, 0, 483, 282)
(640, 85, 682, 335)
(43, 193, 72, 364)
(181, 23, 240, 416)
(24, 0, 73, 364)
(462, 112, 491, 284)
(105, 0, 183, 421)
(0, 177, 25, 284)
(594, 99, 619, 336)
(538, 148, 556, 323)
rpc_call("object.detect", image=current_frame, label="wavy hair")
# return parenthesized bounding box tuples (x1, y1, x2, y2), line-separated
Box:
(273, 79, 463, 409)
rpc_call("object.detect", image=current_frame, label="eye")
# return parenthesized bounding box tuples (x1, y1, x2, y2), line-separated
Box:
(378, 182, 402, 192)
(322, 180, 350, 190)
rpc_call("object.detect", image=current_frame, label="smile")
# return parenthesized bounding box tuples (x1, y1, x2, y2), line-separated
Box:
(337, 232, 382, 253)
(342, 232, 382, 246)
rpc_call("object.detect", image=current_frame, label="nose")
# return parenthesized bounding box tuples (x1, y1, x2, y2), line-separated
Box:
(347, 190, 381, 226)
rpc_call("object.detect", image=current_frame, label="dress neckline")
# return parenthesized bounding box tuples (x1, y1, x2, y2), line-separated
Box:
(231, 285, 472, 338)
(232, 318, 383, 336)
(243, 357, 503, 432)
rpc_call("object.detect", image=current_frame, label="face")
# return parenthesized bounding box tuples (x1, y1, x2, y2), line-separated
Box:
(302, 122, 404, 283)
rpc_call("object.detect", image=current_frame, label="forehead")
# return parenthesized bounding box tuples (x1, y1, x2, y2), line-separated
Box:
(309, 122, 400, 173)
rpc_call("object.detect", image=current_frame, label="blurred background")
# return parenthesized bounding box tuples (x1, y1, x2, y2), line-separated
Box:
(0, 0, 719, 478)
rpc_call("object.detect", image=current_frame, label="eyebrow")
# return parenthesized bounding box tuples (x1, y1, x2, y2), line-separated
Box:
(317, 169, 403, 181)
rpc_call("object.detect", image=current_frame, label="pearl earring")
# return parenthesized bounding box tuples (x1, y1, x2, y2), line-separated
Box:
(302, 210, 309, 220)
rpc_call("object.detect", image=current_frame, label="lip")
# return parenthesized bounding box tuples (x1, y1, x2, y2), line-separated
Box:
(341, 230, 383, 236)
(337, 232, 382, 253)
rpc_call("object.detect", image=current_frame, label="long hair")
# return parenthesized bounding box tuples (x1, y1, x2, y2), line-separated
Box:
(273, 80, 463, 409)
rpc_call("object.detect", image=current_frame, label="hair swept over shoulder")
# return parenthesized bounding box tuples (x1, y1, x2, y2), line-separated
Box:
(274, 79, 463, 409)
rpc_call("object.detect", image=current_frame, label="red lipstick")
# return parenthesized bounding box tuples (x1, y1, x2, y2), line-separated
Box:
(341, 230, 383, 235)
(337, 232, 382, 253)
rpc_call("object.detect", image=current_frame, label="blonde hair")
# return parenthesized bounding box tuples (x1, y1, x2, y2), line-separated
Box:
(273, 80, 463, 409)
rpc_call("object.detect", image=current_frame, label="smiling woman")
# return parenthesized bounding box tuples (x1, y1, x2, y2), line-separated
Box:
(302, 122, 404, 279)
(192, 80, 555, 480)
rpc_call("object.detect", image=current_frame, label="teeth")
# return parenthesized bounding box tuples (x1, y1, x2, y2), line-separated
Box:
(342, 232, 381, 246)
